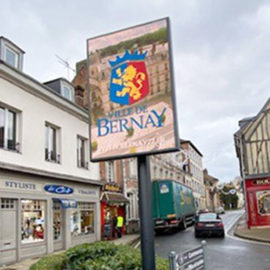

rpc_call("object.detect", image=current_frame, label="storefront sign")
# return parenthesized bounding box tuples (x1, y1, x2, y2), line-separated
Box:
(252, 179, 270, 186)
(44, 185, 74, 195)
(58, 199, 77, 208)
(77, 189, 98, 196)
(1, 180, 38, 191)
(87, 17, 179, 161)
(104, 184, 122, 193)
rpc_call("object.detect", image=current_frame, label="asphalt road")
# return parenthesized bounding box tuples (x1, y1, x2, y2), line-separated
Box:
(155, 210, 270, 270)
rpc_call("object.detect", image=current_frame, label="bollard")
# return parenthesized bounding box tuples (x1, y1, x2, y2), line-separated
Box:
(169, 251, 177, 270)
(201, 240, 207, 270)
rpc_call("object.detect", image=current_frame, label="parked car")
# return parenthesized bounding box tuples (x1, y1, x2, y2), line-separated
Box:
(216, 206, 225, 215)
(194, 212, 225, 238)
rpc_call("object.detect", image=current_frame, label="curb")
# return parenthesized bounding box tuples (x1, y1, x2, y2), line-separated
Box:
(232, 215, 270, 244)
(234, 231, 270, 244)
(126, 235, 141, 247)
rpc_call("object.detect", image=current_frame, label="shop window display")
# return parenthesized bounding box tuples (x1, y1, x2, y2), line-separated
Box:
(71, 202, 95, 236)
(257, 191, 270, 215)
(53, 201, 62, 240)
(21, 200, 45, 244)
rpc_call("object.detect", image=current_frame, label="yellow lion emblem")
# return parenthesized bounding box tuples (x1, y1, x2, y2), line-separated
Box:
(112, 65, 146, 100)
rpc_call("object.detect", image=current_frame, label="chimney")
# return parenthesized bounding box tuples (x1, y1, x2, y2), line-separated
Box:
(75, 85, 85, 107)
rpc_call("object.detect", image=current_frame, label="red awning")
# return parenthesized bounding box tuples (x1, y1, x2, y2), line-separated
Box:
(101, 192, 129, 204)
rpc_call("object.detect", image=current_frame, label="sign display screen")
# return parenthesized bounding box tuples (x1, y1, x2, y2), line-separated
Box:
(87, 18, 179, 161)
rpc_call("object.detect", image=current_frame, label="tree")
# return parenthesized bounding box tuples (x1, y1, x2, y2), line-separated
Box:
(219, 185, 239, 210)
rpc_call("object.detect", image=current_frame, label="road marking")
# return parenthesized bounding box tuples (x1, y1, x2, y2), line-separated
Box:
(224, 212, 270, 247)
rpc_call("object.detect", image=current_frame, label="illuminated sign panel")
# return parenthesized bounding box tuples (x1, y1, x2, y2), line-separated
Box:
(87, 18, 179, 161)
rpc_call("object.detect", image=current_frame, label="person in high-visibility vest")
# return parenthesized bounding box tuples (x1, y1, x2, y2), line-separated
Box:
(116, 215, 124, 238)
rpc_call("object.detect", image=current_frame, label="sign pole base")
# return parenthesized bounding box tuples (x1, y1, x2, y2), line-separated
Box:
(137, 155, 156, 270)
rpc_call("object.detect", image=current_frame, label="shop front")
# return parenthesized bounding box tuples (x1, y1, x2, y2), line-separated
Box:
(100, 184, 129, 240)
(0, 171, 101, 266)
(245, 177, 270, 228)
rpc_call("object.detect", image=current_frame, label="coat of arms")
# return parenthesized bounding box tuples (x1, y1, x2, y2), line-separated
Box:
(109, 50, 149, 105)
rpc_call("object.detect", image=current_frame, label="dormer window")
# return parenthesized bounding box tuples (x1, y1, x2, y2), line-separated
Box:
(61, 82, 74, 102)
(5, 46, 19, 68)
(0, 37, 24, 70)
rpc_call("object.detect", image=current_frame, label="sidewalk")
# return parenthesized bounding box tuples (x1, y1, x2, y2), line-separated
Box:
(234, 215, 270, 243)
(0, 234, 140, 270)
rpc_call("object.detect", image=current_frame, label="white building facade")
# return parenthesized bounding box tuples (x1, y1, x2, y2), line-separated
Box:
(0, 37, 102, 266)
(181, 140, 206, 210)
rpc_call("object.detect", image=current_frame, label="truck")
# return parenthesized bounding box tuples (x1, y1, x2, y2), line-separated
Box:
(152, 179, 197, 233)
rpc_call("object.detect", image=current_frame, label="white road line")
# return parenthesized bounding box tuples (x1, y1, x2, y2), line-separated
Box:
(225, 213, 243, 234)
(224, 213, 270, 247)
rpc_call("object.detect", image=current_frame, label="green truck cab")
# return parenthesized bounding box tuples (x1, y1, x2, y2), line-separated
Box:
(152, 179, 197, 232)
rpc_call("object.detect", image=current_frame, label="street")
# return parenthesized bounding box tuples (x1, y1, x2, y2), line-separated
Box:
(155, 210, 270, 270)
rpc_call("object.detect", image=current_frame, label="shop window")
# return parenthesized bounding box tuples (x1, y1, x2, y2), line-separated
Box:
(53, 201, 62, 241)
(77, 136, 88, 169)
(45, 123, 61, 163)
(0, 198, 16, 209)
(257, 191, 270, 215)
(71, 202, 95, 236)
(21, 200, 46, 244)
(0, 105, 20, 151)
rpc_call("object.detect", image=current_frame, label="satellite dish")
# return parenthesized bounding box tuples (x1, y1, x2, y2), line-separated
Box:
(229, 189, 237, 195)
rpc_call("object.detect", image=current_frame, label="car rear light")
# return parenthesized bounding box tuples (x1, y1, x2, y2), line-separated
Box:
(197, 222, 204, 227)
(170, 219, 178, 224)
(217, 222, 223, 228)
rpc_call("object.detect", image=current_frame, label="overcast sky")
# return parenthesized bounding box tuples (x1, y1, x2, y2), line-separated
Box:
(1, 0, 270, 182)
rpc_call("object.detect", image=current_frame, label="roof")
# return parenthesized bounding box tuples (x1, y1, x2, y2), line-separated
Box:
(234, 97, 270, 138)
(180, 139, 203, 157)
(0, 36, 25, 54)
(43, 77, 74, 87)
(101, 192, 129, 204)
(0, 60, 87, 116)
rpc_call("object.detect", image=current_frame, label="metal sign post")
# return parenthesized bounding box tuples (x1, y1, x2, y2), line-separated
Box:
(169, 241, 207, 270)
(138, 155, 156, 270)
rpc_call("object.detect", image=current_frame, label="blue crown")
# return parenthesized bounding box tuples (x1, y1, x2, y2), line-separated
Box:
(109, 50, 147, 67)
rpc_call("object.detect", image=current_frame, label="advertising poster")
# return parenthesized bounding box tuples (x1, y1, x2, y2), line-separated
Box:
(87, 18, 179, 161)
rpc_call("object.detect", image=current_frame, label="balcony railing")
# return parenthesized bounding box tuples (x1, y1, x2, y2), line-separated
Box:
(45, 149, 61, 164)
(78, 159, 89, 169)
(0, 141, 20, 152)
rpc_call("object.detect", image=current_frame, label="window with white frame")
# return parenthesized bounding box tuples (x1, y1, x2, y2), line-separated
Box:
(21, 200, 46, 244)
(77, 136, 88, 169)
(106, 161, 115, 182)
(45, 123, 60, 163)
(4, 45, 19, 68)
(70, 202, 95, 236)
(127, 192, 138, 220)
(61, 82, 74, 102)
(129, 158, 136, 178)
(0, 105, 19, 151)
(153, 166, 157, 179)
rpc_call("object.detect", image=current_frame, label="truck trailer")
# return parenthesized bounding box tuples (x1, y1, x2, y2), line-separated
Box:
(152, 179, 197, 232)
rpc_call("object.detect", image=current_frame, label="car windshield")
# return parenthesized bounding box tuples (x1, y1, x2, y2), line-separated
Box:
(199, 213, 218, 221)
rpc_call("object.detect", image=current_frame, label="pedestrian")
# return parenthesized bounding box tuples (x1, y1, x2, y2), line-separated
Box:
(113, 215, 118, 238)
(116, 215, 124, 238)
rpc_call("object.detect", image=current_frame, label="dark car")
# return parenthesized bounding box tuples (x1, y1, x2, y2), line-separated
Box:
(194, 212, 224, 238)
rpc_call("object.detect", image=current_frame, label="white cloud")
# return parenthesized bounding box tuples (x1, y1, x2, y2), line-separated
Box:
(1, 0, 269, 181)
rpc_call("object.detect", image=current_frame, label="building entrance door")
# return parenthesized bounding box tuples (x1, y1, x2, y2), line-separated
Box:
(0, 198, 17, 265)
(53, 200, 64, 251)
